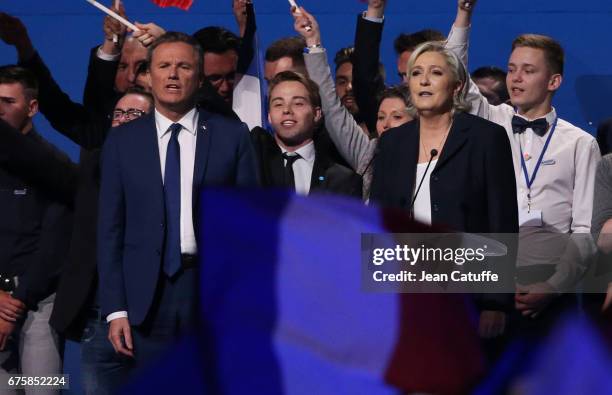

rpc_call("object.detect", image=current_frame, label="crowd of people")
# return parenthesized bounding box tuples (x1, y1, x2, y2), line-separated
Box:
(0, 0, 611, 393)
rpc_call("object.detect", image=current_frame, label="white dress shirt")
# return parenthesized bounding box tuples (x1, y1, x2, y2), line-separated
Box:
(446, 25, 601, 291)
(413, 160, 437, 225)
(107, 108, 200, 323)
(155, 108, 199, 255)
(281, 141, 316, 196)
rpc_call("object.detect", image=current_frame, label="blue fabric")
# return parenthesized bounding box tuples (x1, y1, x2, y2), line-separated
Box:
(163, 123, 182, 277)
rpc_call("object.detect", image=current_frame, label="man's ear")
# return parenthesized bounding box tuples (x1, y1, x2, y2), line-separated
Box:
(27, 99, 38, 118)
(146, 71, 152, 89)
(548, 73, 562, 93)
(313, 106, 322, 124)
(267, 111, 272, 126)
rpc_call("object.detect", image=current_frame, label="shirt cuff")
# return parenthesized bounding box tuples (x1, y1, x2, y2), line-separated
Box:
(361, 11, 384, 24)
(96, 46, 120, 62)
(106, 311, 128, 323)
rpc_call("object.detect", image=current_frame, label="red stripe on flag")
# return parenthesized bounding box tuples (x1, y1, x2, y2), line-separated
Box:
(151, 0, 193, 11)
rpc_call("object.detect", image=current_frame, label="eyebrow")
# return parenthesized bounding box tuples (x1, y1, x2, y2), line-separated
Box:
(270, 96, 308, 102)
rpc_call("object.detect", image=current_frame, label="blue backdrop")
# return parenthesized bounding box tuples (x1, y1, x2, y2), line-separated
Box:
(2, 0, 612, 160)
(1, 1, 611, 393)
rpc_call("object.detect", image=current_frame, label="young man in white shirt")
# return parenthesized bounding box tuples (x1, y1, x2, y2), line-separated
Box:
(448, 0, 600, 325)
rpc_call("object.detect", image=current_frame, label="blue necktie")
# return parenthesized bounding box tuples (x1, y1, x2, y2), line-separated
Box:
(163, 123, 182, 277)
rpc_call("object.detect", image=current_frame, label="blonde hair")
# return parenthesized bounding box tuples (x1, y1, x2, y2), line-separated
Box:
(405, 41, 471, 116)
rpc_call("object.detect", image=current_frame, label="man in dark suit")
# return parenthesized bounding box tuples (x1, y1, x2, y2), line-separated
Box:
(98, 32, 258, 364)
(251, 71, 361, 197)
(0, 65, 74, 382)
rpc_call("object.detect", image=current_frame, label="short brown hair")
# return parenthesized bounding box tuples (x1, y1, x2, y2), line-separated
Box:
(512, 34, 564, 75)
(147, 32, 203, 79)
(267, 71, 321, 108)
(0, 65, 38, 100)
(265, 37, 306, 69)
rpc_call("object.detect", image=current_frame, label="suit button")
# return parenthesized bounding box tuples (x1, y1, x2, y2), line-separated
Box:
(432, 176, 439, 182)
(433, 204, 439, 212)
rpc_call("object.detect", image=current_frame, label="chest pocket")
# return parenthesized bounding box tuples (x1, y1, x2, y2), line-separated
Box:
(0, 186, 45, 234)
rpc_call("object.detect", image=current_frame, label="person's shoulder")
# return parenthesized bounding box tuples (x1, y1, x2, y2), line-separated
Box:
(456, 112, 508, 143)
(379, 119, 417, 144)
(30, 129, 75, 165)
(202, 109, 249, 136)
(459, 111, 507, 133)
(556, 117, 596, 143)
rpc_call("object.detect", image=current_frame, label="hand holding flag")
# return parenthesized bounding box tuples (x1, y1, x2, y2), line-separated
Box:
(292, 6, 319, 47)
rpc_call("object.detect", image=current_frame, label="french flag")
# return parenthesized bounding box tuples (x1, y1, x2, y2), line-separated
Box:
(124, 190, 485, 394)
(232, 3, 267, 130)
(150, 0, 193, 11)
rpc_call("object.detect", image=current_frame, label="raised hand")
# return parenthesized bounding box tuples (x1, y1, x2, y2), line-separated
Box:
(458, 0, 478, 12)
(101, 1, 128, 56)
(292, 7, 320, 47)
(366, 0, 386, 19)
(132, 22, 166, 47)
(0, 13, 34, 60)
(455, 0, 478, 28)
(233, 0, 250, 37)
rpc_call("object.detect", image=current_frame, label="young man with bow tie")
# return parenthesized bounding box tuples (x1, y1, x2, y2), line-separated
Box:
(448, 0, 600, 333)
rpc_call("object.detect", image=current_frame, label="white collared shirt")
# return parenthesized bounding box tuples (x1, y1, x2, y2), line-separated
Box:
(280, 141, 316, 196)
(449, 23, 602, 290)
(155, 108, 199, 255)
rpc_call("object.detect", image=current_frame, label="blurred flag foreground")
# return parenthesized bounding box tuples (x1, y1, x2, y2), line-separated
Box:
(123, 189, 485, 394)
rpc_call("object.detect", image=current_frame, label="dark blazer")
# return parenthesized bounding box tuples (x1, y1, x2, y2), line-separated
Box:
(97, 110, 259, 325)
(353, 13, 386, 135)
(597, 118, 612, 156)
(250, 127, 363, 198)
(371, 112, 518, 233)
(0, 125, 75, 309)
(20, 51, 113, 337)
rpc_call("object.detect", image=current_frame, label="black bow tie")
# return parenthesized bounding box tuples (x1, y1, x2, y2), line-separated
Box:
(511, 116, 549, 137)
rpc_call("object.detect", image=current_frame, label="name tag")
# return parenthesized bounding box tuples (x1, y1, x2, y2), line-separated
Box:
(519, 209, 542, 227)
(13, 189, 27, 196)
(541, 159, 556, 165)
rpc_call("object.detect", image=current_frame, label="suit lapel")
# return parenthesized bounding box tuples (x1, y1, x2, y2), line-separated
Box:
(434, 112, 469, 172)
(141, 114, 164, 194)
(395, 122, 420, 205)
(310, 140, 331, 192)
(192, 109, 212, 208)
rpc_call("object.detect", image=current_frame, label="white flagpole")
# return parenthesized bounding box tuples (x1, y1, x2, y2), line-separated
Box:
(85, 0, 139, 31)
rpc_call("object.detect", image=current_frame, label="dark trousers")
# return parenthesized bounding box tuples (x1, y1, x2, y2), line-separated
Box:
(131, 267, 197, 368)
(81, 308, 134, 395)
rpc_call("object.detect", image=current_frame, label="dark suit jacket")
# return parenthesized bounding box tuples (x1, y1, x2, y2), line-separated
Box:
(371, 112, 518, 311)
(353, 14, 386, 136)
(371, 112, 518, 234)
(250, 127, 363, 198)
(97, 109, 259, 325)
(20, 50, 113, 337)
(0, 124, 75, 309)
(597, 118, 612, 156)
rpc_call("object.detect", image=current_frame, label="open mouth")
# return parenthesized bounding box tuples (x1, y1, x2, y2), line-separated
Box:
(166, 84, 181, 92)
(511, 87, 524, 95)
(418, 91, 433, 97)
(281, 120, 297, 127)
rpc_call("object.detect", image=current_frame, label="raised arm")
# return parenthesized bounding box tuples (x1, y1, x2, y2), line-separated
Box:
(444, 1, 509, 121)
(293, 7, 376, 175)
(353, 0, 387, 135)
(0, 13, 110, 149)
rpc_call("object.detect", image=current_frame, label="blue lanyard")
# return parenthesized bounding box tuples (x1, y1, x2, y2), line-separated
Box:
(519, 117, 557, 190)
